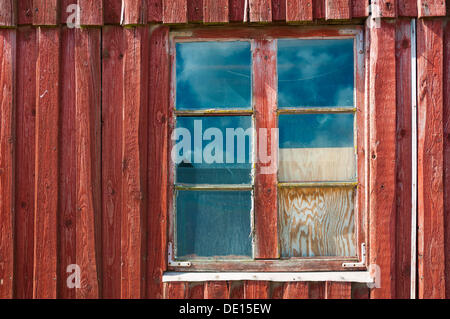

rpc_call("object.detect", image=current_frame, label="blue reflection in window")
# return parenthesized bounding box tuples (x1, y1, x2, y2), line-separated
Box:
(176, 190, 252, 258)
(176, 41, 252, 110)
(278, 39, 354, 107)
(279, 113, 354, 148)
(174, 116, 252, 184)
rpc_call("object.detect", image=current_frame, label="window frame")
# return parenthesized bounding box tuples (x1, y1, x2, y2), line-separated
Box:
(167, 25, 367, 272)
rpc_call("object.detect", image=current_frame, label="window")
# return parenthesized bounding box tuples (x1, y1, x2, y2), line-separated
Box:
(168, 26, 366, 272)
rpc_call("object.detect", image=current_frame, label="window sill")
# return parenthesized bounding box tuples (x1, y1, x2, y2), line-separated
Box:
(162, 271, 374, 283)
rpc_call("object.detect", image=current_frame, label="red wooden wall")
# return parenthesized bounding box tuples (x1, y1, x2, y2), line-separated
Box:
(0, 0, 449, 299)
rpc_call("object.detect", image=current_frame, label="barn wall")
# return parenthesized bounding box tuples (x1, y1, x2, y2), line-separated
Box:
(0, 0, 449, 299)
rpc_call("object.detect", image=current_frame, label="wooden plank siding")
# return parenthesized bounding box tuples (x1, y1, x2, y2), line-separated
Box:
(0, 1, 449, 300)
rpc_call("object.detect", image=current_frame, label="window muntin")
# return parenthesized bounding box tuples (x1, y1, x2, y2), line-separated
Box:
(169, 27, 365, 271)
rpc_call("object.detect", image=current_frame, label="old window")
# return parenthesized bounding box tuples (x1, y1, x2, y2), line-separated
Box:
(169, 27, 366, 272)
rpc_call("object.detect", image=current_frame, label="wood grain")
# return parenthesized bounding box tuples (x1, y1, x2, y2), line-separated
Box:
(417, 19, 446, 299)
(0, 28, 15, 299)
(283, 282, 308, 298)
(147, 26, 170, 299)
(32, 0, 58, 25)
(148, 0, 163, 22)
(0, 0, 16, 26)
(122, 0, 148, 25)
(163, 0, 187, 23)
(18, 0, 34, 25)
(272, 0, 286, 21)
(286, 0, 313, 22)
(444, 20, 450, 300)
(121, 26, 149, 299)
(244, 281, 270, 298)
(79, 0, 103, 26)
(101, 25, 124, 299)
(398, 0, 418, 16)
(253, 39, 278, 259)
(325, 0, 351, 20)
(204, 0, 229, 23)
(104, 0, 122, 24)
(325, 282, 352, 299)
(352, 0, 369, 17)
(375, 0, 397, 18)
(308, 282, 325, 299)
(278, 187, 356, 257)
(33, 27, 60, 299)
(75, 28, 102, 299)
(249, 0, 272, 22)
(187, 0, 203, 22)
(313, 0, 325, 19)
(418, 0, 447, 17)
(229, 0, 246, 22)
(204, 281, 229, 299)
(164, 282, 187, 298)
(368, 19, 397, 299)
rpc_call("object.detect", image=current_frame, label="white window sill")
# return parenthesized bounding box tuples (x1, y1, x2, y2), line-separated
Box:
(163, 271, 374, 283)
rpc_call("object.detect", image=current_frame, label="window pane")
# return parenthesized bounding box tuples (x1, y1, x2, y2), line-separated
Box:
(278, 39, 354, 107)
(176, 190, 252, 258)
(278, 113, 356, 182)
(175, 116, 252, 185)
(278, 187, 356, 257)
(176, 41, 252, 110)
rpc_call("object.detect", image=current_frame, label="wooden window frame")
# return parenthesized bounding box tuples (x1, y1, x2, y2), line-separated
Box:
(167, 25, 367, 272)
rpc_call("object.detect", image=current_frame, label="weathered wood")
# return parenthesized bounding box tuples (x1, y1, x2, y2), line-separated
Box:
(58, 26, 76, 300)
(229, 0, 245, 22)
(148, 0, 163, 22)
(351, 283, 370, 299)
(122, 0, 147, 25)
(283, 282, 309, 298)
(278, 187, 356, 257)
(325, 282, 352, 299)
(313, 0, 325, 19)
(101, 25, 124, 299)
(78, 0, 103, 25)
(352, 0, 368, 17)
(104, 0, 122, 24)
(164, 282, 187, 298)
(0, 0, 16, 26)
(394, 18, 412, 299)
(0, 28, 15, 299)
(75, 28, 102, 299)
(187, 282, 205, 298)
(121, 26, 149, 299)
(229, 281, 244, 298)
(325, 0, 351, 20)
(204, 0, 229, 23)
(308, 282, 325, 299)
(444, 20, 450, 300)
(272, 0, 286, 21)
(249, 0, 272, 22)
(14, 26, 36, 299)
(188, 0, 203, 22)
(33, 27, 59, 299)
(286, 0, 313, 22)
(417, 19, 446, 299)
(147, 25, 169, 299)
(32, 0, 58, 25)
(368, 19, 397, 299)
(163, 0, 187, 23)
(253, 39, 278, 259)
(374, 0, 397, 18)
(418, 0, 446, 17)
(244, 281, 270, 298)
(398, 0, 418, 16)
(18, 0, 33, 25)
(204, 281, 229, 299)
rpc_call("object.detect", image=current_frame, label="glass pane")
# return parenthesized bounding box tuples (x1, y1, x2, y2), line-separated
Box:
(174, 116, 252, 185)
(278, 113, 356, 182)
(176, 41, 251, 110)
(278, 39, 354, 107)
(278, 187, 356, 257)
(176, 190, 252, 258)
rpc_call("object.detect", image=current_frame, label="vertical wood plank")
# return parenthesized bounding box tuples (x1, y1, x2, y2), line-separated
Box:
(249, 0, 272, 22)
(308, 282, 325, 299)
(417, 19, 446, 299)
(272, 0, 286, 21)
(418, 0, 447, 17)
(148, 0, 163, 22)
(78, 0, 103, 25)
(313, 0, 325, 19)
(229, 0, 245, 22)
(163, 0, 187, 23)
(14, 27, 36, 299)
(229, 281, 244, 298)
(375, 0, 397, 18)
(244, 281, 270, 298)
(394, 18, 412, 299)
(352, 0, 369, 17)
(122, 0, 148, 25)
(283, 282, 308, 299)
(187, 283, 205, 298)
(188, 0, 203, 22)
(121, 26, 149, 299)
(325, 0, 351, 20)
(0, 28, 15, 300)
(325, 282, 352, 299)
(33, 27, 60, 299)
(164, 282, 187, 298)
(444, 20, 450, 300)
(60, 0, 76, 26)
(101, 25, 124, 299)
(0, 0, 17, 26)
(104, 0, 123, 24)
(204, 281, 229, 299)
(286, 0, 313, 22)
(58, 26, 76, 299)
(147, 25, 170, 299)
(75, 28, 102, 299)
(32, 0, 58, 25)
(253, 39, 278, 259)
(398, 0, 418, 16)
(351, 283, 370, 299)
(18, 0, 34, 25)
(204, 0, 229, 23)
(368, 19, 397, 299)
